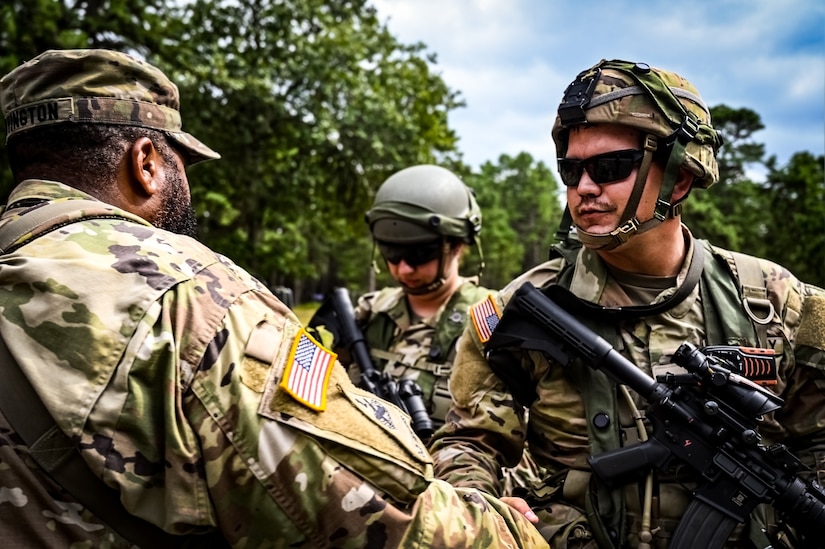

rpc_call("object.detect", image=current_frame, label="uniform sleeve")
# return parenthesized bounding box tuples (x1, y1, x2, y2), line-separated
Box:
(775, 282, 825, 476)
(429, 324, 529, 497)
(155, 279, 545, 547)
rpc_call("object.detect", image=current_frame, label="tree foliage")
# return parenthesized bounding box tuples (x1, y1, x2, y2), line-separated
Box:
(156, 0, 465, 296)
(762, 152, 825, 286)
(468, 153, 563, 290)
(684, 105, 824, 287)
(0, 2, 822, 298)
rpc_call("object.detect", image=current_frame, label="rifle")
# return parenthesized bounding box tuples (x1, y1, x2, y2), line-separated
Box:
(307, 287, 434, 441)
(486, 281, 825, 549)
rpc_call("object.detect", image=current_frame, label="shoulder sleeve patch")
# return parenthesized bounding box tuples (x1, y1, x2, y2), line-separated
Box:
(279, 328, 337, 411)
(469, 293, 501, 343)
(797, 295, 825, 353)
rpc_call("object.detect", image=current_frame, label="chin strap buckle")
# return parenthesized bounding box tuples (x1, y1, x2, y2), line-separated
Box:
(610, 217, 641, 244)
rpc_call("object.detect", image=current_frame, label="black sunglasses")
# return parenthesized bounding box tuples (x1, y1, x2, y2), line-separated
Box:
(377, 241, 442, 267)
(557, 149, 645, 187)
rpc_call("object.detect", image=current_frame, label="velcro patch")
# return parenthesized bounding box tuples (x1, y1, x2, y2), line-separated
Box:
(279, 329, 337, 411)
(470, 294, 501, 343)
(346, 391, 429, 460)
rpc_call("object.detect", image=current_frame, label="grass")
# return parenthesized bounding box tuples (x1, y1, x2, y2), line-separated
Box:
(292, 302, 320, 326)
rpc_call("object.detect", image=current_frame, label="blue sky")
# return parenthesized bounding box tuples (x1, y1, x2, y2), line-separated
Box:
(371, 0, 825, 177)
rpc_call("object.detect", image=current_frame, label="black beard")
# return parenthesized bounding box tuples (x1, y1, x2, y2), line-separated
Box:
(154, 167, 199, 238)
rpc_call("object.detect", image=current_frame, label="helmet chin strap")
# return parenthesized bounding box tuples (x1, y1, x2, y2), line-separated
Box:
(401, 239, 451, 296)
(574, 132, 687, 251)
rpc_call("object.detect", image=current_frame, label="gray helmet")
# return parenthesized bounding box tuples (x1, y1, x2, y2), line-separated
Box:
(366, 165, 482, 244)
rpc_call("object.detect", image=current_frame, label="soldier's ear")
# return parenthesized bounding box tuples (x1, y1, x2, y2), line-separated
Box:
(671, 167, 694, 203)
(129, 137, 162, 197)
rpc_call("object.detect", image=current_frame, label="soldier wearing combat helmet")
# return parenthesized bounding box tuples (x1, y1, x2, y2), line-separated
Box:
(353, 164, 489, 428)
(345, 163, 545, 495)
(0, 49, 548, 548)
(430, 59, 825, 548)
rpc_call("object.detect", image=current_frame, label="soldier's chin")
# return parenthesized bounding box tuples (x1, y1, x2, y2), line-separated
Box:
(575, 222, 610, 234)
(399, 280, 424, 291)
(399, 277, 441, 296)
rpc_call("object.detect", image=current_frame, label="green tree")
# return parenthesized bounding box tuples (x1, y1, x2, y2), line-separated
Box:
(468, 152, 562, 290)
(684, 105, 769, 253)
(762, 152, 825, 287)
(0, 0, 465, 302)
(160, 0, 464, 298)
(684, 105, 824, 287)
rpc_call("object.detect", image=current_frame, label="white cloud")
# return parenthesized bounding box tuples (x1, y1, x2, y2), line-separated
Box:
(371, 0, 825, 171)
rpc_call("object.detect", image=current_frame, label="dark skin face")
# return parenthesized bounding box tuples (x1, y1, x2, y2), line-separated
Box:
(119, 137, 198, 237)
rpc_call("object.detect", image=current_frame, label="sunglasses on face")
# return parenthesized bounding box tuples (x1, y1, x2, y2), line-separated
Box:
(557, 149, 645, 187)
(377, 241, 443, 267)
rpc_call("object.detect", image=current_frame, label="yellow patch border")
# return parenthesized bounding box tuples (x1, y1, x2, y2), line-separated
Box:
(279, 328, 337, 412)
(470, 293, 501, 343)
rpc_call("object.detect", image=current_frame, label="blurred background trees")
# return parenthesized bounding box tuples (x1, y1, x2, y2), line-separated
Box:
(2, 0, 822, 303)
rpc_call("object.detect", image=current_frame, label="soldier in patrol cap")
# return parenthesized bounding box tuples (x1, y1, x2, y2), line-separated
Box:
(0, 49, 548, 548)
(429, 59, 825, 548)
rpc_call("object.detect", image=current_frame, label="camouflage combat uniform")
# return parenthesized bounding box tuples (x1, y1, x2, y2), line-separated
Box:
(355, 281, 545, 495)
(430, 233, 825, 548)
(0, 179, 549, 548)
(354, 279, 492, 430)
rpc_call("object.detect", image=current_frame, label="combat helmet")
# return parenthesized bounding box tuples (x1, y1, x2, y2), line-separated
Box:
(552, 59, 723, 250)
(366, 164, 484, 293)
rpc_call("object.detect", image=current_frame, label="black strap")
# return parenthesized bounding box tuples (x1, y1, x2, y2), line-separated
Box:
(0, 336, 183, 547)
(544, 236, 705, 322)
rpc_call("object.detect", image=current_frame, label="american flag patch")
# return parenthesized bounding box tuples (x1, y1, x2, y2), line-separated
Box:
(470, 294, 501, 343)
(280, 329, 337, 411)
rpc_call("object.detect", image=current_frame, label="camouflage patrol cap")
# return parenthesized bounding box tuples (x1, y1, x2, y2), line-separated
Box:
(0, 49, 220, 164)
(552, 59, 721, 188)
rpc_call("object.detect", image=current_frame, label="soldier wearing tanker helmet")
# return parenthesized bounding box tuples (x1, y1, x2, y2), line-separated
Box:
(430, 59, 825, 548)
(0, 49, 549, 548)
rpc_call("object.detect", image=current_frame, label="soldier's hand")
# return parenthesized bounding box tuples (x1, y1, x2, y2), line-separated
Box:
(501, 496, 539, 524)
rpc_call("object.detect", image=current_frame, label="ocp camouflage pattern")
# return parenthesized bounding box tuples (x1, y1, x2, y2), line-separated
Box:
(355, 282, 545, 496)
(0, 179, 548, 548)
(0, 49, 218, 162)
(430, 230, 825, 548)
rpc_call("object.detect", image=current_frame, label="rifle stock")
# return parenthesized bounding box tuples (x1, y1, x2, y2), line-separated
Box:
(486, 281, 825, 548)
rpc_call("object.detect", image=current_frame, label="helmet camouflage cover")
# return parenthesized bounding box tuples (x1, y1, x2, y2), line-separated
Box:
(366, 165, 482, 244)
(551, 59, 722, 188)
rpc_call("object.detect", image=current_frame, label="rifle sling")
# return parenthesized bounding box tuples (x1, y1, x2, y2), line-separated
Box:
(545, 236, 705, 322)
(0, 199, 182, 547)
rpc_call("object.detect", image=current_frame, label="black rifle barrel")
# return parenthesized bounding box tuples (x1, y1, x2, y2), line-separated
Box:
(514, 282, 661, 400)
(310, 288, 434, 441)
(326, 288, 385, 398)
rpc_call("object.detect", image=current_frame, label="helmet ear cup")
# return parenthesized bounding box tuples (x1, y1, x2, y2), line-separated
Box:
(366, 165, 482, 244)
